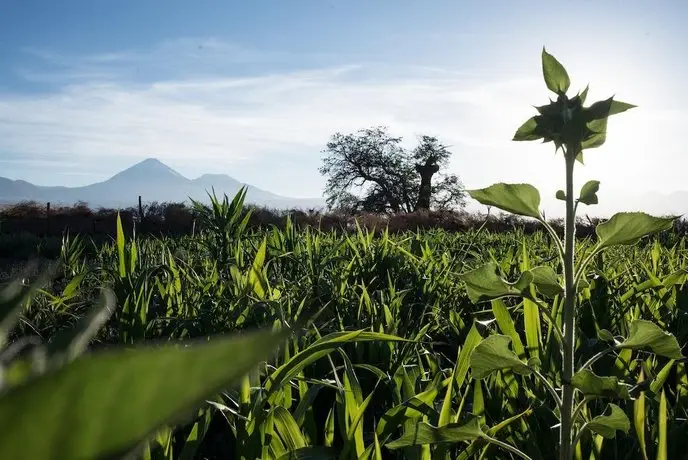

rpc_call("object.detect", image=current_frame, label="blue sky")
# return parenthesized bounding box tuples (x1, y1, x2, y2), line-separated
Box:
(1, 0, 687, 213)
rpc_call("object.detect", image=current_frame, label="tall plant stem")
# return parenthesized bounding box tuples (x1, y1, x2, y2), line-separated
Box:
(560, 151, 577, 460)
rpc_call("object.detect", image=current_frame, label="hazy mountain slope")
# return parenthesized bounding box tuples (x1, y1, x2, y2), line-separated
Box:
(0, 158, 325, 210)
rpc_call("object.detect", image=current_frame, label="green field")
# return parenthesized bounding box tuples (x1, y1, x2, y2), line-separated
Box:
(1, 204, 686, 459)
(1, 50, 686, 460)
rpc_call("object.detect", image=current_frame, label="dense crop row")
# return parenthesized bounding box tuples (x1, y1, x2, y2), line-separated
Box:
(0, 200, 686, 458)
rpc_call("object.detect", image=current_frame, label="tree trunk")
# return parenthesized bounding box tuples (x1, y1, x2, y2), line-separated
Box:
(414, 161, 440, 211)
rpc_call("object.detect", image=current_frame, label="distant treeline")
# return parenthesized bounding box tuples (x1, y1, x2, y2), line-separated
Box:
(2, 199, 686, 242)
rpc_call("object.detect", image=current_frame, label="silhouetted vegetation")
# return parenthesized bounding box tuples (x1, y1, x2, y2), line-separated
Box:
(319, 126, 466, 213)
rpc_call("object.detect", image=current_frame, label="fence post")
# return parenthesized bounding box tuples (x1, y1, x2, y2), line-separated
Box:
(46, 202, 51, 236)
(138, 195, 144, 233)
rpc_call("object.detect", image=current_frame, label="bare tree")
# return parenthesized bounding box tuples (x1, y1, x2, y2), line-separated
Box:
(319, 127, 466, 213)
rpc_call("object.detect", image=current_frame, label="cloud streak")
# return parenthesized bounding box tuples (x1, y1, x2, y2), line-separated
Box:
(1, 38, 686, 207)
(16, 38, 327, 85)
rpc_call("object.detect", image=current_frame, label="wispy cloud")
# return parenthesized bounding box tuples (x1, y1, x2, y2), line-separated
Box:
(1, 38, 686, 204)
(16, 38, 322, 85)
(2, 73, 537, 165)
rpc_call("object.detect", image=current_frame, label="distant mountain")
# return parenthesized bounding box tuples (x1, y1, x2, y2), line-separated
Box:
(0, 158, 325, 210)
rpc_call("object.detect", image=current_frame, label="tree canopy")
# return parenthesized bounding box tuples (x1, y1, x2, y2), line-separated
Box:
(319, 126, 466, 213)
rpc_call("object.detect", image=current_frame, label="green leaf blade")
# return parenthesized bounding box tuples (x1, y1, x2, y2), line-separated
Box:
(248, 237, 269, 299)
(572, 369, 630, 399)
(513, 116, 543, 141)
(459, 263, 532, 303)
(596, 213, 677, 248)
(116, 212, 126, 278)
(541, 48, 570, 94)
(0, 329, 289, 460)
(468, 183, 541, 219)
(578, 180, 601, 205)
(586, 97, 636, 121)
(530, 266, 564, 297)
(658, 390, 668, 460)
(265, 330, 407, 401)
(385, 418, 484, 449)
(618, 320, 683, 359)
(587, 404, 630, 439)
(469, 335, 531, 380)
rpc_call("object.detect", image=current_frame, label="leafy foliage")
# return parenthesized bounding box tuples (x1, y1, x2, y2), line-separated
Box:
(0, 206, 685, 459)
(0, 48, 685, 460)
(463, 47, 684, 460)
(468, 183, 542, 219)
(319, 127, 466, 213)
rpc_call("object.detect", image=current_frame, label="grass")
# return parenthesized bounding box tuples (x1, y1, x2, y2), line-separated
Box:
(1, 198, 686, 458)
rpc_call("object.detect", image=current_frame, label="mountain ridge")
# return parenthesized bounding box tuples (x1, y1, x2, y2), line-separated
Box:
(0, 158, 325, 210)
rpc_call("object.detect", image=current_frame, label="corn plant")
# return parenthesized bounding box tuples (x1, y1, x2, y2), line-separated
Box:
(59, 230, 87, 277)
(0, 275, 288, 460)
(190, 186, 252, 270)
(452, 49, 685, 459)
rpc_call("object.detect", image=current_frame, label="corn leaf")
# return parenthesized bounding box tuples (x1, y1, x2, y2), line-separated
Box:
(385, 418, 484, 449)
(0, 329, 288, 460)
(633, 369, 648, 460)
(657, 390, 667, 460)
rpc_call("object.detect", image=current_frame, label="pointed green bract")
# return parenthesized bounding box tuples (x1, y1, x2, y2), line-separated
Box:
(571, 369, 630, 399)
(585, 97, 636, 121)
(385, 418, 484, 449)
(579, 85, 589, 104)
(609, 99, 637, 115)
(580, 99, 635, 151)
(0, 329, 289, 460)
(459, 263, 533, 303)
(468, 183, 541, 219)
(586, 404, 630, 439)
(578, 180, 600, 205)
(618, 320, 683, 359)
(513, 116, 542, 141)
(542, 48, 570, 94)
(596, 212, 677, 248)
(469, 335, 532, 380)
(581, 117, 608, 150)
